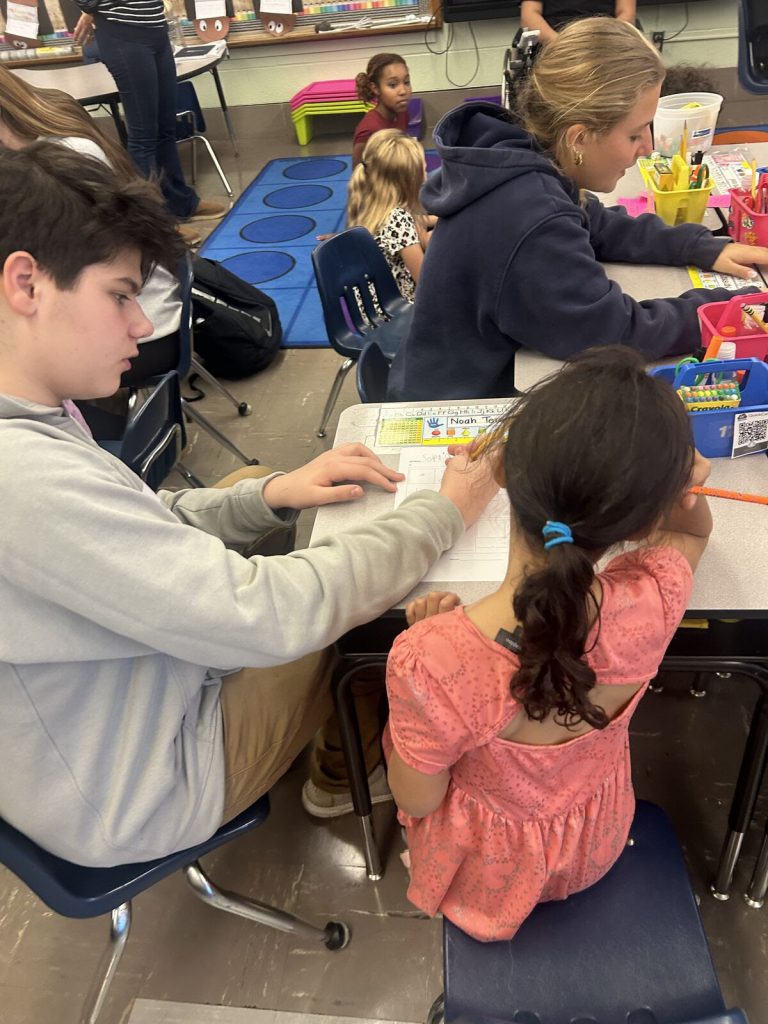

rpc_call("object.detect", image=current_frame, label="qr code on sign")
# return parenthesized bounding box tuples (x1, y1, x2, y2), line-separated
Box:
(732, 411, 768, 458)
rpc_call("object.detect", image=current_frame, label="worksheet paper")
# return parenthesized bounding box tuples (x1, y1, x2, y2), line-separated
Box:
(394, 449, 509, 582)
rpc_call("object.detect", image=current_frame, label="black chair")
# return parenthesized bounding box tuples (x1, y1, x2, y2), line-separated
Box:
(739, 0, 768, 93)
(0, 797, 349, 1024)
(355, 340, 391, 403)
(311, 227, 414, 437)
(431, 801, 747, 1024)
(121, 254, 259, 474)
(97, 370, 189, 490)
(176, 80, 234, 198)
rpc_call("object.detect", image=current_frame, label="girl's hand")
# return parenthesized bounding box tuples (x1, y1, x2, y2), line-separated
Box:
(73, 13, 94, 44)
(712, 243, 768, 281)
(405, 590, 461, 626)
(679, 449, 712, 511)
(262, 443, 404, 510)
(438, 446, 501, 528)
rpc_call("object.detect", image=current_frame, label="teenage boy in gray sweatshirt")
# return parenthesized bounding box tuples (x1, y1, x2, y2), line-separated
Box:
(0, 143, 497, 866)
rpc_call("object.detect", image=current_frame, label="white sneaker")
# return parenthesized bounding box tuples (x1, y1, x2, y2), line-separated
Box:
(301, 763, 393, 819)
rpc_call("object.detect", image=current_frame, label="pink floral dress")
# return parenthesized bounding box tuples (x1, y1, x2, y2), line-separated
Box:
(384, 547, 692, 942)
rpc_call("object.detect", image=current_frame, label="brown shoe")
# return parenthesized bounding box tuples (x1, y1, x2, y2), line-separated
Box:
(178, 224, 202, 247)
(186, 198, 230, 222)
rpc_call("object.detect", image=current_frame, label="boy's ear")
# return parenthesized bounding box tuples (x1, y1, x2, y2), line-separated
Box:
(3, 252, 40, 315)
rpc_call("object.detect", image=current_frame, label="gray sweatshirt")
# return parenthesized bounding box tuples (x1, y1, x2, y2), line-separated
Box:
(0, 394, 463, 865)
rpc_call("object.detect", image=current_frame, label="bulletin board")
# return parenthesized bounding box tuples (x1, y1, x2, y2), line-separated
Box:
(0, 0, 442, 61)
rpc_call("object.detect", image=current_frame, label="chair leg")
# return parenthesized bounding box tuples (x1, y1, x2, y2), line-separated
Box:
(80, 902, 131, 1024)
(183, 400, 259, 466)
(316, 359, 354, 438)
(333, 657, 388, 881)
(190, 357, 252, 416)
(184, 861, 350, 949)
(176, 461, 206, 487)
(711, 691, 768, 899)
(745, 820, 768, 908)
(192, 135, 234, 198)
(690, 671, 708, 698)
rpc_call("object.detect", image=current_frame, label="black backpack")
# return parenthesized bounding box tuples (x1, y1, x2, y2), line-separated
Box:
(190, 256, 282, 379)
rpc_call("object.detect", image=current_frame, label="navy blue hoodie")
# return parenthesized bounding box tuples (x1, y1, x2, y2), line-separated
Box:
(388, 103, 741, 401)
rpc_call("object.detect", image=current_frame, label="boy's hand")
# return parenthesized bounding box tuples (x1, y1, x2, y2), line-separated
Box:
(712, 243, 768, 281)
(405, 591, 461, 626)
(438, 446, 501, 527)
(262, 443, 404, 511)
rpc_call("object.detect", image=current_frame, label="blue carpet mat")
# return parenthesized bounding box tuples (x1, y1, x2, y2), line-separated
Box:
(200, 152, 441, 349)
(200, 155, 353, 349)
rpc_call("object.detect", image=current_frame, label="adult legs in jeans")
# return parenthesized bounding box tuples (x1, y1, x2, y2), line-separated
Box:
(95, 24, 199, 218)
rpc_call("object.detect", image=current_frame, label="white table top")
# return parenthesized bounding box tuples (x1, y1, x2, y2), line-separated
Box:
(10, 41, 226, 103)
(311, 399, 768, 618)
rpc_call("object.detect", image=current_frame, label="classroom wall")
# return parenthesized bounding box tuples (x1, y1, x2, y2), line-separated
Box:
(192, 0, 741, 109)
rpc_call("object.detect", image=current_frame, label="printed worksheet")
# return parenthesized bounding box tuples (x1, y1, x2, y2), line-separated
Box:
(394, 449, 509, 582)
(687, 267, 753, 290)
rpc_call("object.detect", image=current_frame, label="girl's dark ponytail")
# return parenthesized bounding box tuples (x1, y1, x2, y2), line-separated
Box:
(499, 347, 695, 730)
(512, 543, 606, 729)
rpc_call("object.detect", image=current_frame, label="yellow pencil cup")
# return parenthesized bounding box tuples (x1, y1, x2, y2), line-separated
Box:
(641, 155, 714, 226)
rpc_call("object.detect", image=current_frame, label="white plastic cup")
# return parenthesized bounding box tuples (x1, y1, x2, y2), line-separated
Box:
(653, 92, 724, 157)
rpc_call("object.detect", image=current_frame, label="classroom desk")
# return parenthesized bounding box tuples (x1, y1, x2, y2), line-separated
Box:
(311, 399, 768, 884)
(10, 42, 237, 153)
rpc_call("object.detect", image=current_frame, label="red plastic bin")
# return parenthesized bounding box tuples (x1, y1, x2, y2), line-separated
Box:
(697, 290, 768, 362)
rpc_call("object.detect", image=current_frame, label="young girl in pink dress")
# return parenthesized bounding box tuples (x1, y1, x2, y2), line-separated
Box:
(384, 347, 713, 942)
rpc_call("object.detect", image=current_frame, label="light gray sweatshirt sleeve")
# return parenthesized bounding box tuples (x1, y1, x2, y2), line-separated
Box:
(2, 434, 464, 669)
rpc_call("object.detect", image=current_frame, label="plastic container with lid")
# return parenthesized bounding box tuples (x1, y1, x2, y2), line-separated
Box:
(653, 93, 723, 157)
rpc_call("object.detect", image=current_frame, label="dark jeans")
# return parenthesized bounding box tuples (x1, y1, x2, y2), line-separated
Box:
(95, 19, 198, 219)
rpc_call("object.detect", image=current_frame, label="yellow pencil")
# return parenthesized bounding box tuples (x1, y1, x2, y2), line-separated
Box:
(743, 304, 768, 334)
(753, 160, 759, 203)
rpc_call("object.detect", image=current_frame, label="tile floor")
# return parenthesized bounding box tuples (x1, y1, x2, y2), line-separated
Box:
(1, 107, 768, 1024)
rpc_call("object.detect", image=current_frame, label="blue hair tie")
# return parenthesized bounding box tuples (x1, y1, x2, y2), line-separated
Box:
(542, 520, 573, 550)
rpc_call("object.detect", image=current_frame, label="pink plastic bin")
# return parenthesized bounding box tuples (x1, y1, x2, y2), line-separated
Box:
(728, 188, 768, 246)
(697, 290, 768, 362)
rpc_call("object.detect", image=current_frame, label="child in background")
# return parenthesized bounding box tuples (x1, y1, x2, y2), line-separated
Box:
(385, 347, 712, 941)
(660, 63, 718, 96)
(347, 129, 429, 302)
(352, 52, 412, 166)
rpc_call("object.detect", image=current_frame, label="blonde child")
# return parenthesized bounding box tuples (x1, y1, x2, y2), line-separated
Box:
(352, 52, 413, 167)
(347, 129, 430, 303)
(384, 347, 712, 941)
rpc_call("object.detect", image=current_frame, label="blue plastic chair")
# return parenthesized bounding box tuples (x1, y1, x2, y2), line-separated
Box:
(119, 253, 259, 474)
(99, 370, 187, 490)
(356, 339, 391, 403)
(738, 0, 768, 94)
(431, 801, 748, 1024)
(0, 796, 349, 1024)
(176, 80, 233, 197)
(311, 226, 414, 437)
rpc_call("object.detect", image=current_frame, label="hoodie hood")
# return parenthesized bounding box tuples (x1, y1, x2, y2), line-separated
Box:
(422, 102, 577, 216)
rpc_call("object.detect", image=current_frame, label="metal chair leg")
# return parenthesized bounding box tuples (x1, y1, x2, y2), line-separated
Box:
(184, 861, 350, 949)
(745, 823, 768, 908)
(191, 135, 234, 198)
(333, 657, 388, 881)
(690, 671, 708, 698)
(176, 462, 206, 488)
(81, 902, 131, 1024)
(183, 400, 259, 466)
(712, 690, 768, 899)
(190, 357, 252, 416)
(316, 359, 354, 438)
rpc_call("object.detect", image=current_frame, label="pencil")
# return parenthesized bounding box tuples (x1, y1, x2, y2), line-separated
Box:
(743, 304, 768, 335)
(690, 486, 768, 505)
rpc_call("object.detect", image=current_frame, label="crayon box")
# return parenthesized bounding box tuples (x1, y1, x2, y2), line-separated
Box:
(650, 357, 768, 457)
